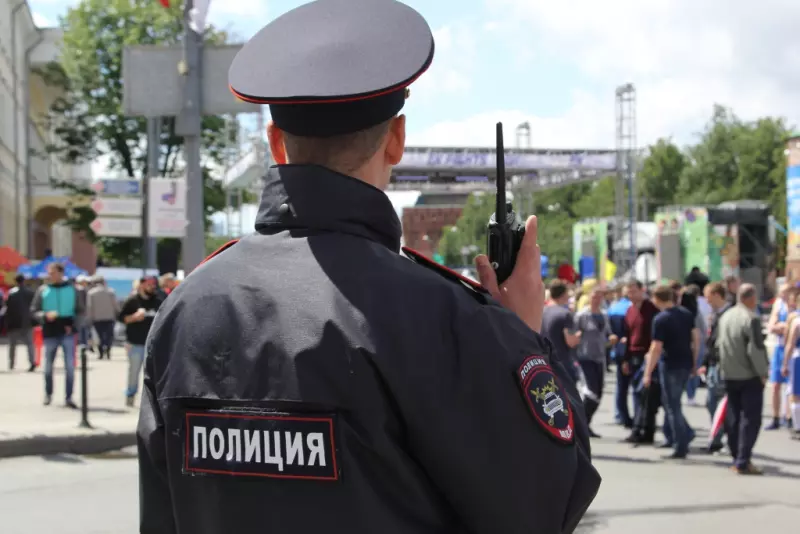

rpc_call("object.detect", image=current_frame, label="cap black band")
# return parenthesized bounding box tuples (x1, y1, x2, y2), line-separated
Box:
(270, 88, 406, 138)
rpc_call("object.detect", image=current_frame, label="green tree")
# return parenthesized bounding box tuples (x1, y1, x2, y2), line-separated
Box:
(678, 106, 788, 263)
(638, 139, 686, 210)
(678, 105, 744, 203)
(437, 192, 495, 266)
(37, 0, 242, 266)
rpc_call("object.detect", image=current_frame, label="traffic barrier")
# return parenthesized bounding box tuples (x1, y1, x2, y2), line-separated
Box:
(33, 326, 79, 368)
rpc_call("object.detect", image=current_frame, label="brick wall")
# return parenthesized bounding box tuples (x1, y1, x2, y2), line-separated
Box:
(71, 231, 97, 274)
(402, 206, 463, 256)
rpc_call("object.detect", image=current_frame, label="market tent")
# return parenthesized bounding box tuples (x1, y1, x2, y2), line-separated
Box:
(0, 246, 28, 270)
(17, 256, 87, 280)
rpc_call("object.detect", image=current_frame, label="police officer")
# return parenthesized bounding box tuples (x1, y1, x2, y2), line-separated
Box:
(137, 1, 601, 532)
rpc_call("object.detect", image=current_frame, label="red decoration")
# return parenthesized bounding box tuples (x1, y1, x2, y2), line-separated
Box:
(159, 0, 170, 7)
(557, 263, 577, 284)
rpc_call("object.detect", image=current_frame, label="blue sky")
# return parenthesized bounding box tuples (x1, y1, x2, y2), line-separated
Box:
(29, 0, 800, 150)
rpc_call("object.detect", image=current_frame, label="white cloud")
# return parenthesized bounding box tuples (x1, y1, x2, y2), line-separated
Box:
(420, 0, 800, 148)
(408, 89, 614, 148)
(32, 12, 56, 28)
(411, 25, 476, 102)
(208, 0, 268, 21)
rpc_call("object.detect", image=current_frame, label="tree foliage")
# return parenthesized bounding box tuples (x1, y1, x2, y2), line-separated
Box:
(37, 0, 248, 266)
(440, 104, 791, 271)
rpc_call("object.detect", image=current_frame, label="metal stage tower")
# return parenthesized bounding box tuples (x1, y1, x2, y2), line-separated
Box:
(515, 122, 533, 217)
(615, 83, 638, 273)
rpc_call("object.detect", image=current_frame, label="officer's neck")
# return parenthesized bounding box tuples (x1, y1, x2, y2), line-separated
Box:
(324, 160, 390, 190)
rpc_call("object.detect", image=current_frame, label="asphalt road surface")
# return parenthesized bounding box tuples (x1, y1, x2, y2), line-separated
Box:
(1, 387, 798, 534)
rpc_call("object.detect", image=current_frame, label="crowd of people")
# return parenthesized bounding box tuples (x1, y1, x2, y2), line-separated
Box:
(541, 271, 799, 475)
(0, 266, 178, 407)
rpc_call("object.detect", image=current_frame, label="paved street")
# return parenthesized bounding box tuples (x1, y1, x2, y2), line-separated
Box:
(0, 371, 797, 534)
(0, 343, 140, 444)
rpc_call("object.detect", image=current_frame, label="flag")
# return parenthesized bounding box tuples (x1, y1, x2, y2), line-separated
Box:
(605, 259, 617, 282)
(158, 0, 169, 7)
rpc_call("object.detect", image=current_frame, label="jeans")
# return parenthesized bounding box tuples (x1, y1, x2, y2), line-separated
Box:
(579, 360, 605, 425)
(725, 377, 764, 469)
(76, 317, 92, 346)
(685, 345, 705, 401)
(615, 349, 642, 426)
(126, 344, 146, 398)
(659, 364, 693, 455)
(93, 320, 116, 355)
(44, 334, 76, 400)
(7, 328, 35, 368)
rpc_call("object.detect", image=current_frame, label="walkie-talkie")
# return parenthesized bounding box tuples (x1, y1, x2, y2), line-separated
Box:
(487, 122, 526, 284)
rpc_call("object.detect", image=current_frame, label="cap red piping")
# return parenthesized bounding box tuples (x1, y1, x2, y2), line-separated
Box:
(229, 42, 434, 106)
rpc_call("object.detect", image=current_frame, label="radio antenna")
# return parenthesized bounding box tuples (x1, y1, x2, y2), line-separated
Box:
(495, 122, 505, 223)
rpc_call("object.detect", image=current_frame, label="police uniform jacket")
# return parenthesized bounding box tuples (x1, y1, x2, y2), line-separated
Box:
(138, 164, 601, 534)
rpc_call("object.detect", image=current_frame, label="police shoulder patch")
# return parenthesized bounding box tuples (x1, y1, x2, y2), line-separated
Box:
(517, 355, 575, 445)
(402, 246, 489, 296)
(184, 409, 340, 481)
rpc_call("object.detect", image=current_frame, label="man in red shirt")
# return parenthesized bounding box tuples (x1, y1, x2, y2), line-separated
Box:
(619, 280, 661, 444)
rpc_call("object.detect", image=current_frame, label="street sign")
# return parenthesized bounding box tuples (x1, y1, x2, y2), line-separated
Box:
(91, 179, 142, 196)
(90, 217, 142, 238)
(122, 45, 258, 117)
(148, 178, 188, 238)
(90, 197, 142, 217)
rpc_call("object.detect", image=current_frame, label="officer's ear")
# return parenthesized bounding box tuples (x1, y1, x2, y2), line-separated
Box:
(267, 121, 288, 164)
(384, 114, 406, 166)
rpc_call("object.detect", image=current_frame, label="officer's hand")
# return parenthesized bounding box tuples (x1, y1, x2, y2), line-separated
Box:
(475, 216, 545, 332)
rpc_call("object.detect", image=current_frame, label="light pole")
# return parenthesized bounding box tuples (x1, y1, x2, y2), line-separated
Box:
(615, 83, 638, 274)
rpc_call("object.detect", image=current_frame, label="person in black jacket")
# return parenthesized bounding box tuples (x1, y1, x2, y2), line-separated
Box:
(700, 282, 732, 453)
(136, 2, 601, 533)
(119, 276, 163, 407)
(4, 274, 36, 371)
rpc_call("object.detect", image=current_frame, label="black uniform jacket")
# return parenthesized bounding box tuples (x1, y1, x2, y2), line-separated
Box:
(138, 165, 601, 534)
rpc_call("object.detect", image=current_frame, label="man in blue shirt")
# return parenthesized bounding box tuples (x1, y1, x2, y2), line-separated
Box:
(643, 284, 700, 459)
(607, 287, 633, 426)
(30, 263, 84, 408)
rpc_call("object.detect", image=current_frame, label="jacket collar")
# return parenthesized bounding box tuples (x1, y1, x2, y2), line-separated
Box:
(255, 165, 402, 252)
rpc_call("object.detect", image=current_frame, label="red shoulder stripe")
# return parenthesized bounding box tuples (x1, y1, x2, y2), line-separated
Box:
(402, 246, 488, 294)
(199, 239, 239, 267)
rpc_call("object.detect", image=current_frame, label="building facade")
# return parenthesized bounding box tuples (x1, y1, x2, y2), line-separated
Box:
(0, 0, 95, 270)
(402, 206, 464, 257)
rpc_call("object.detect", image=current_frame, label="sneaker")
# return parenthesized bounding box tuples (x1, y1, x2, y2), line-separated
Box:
(706, 443, 724, 454)
(663, 451, 687, 460)
(44, 395, 52, 406)
(731, 463, 764, 475)
(125, 396, 135, 408)
(27, 364, 36, 373)
(65, 399, 78, 410)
